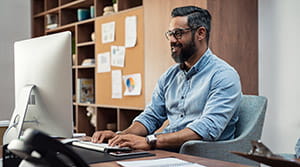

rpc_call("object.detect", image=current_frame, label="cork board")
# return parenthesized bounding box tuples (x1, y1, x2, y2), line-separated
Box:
(95, 7, 144, 108)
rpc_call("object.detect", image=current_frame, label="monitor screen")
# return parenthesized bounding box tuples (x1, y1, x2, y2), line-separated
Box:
(4, 32, 73, 144)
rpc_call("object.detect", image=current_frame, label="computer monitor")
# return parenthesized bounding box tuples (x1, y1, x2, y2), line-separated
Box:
(3, 31, 73, 144)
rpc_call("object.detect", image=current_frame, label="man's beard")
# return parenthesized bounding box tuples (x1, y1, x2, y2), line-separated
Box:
(171, 39, 197, 64)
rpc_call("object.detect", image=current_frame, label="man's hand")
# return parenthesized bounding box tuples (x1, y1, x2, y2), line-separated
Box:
(90, 122, 148, 144)
(108, 134, 151, 150)
(91, 130, 117, 143)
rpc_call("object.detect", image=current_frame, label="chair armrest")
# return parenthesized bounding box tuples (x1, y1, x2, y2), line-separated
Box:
(180, 138, 250, 155)
(179, 139, 258, 166)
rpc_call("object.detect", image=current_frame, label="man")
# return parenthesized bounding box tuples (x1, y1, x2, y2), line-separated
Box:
(91, 6, 242, 151)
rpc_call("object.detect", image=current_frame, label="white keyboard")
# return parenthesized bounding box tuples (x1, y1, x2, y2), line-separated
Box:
(72, 141, 131, 152)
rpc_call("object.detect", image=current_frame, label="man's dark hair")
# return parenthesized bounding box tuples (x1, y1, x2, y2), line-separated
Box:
(171, 6, 211, 43)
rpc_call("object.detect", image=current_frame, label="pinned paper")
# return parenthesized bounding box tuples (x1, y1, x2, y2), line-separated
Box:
(97, 52, 111, 73)
(102, 21, 115, 43)
(111, 45, 125, 67)
(123, 73, 141, 96)
(112, 70, 122, 99)
(125, 16, 137, 48)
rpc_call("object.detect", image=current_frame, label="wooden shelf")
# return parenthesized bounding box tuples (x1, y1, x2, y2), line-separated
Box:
(33, 2, 144, 36)
(31, 0, 147, 135)
(77, 41, 95, 47)
(33, 7, 59, 18)
(77, 105, 95, 136)
(77, 18, 95, 25)
(73, 65, 96, 69)
(76, 102, 95, 106)
(32, 0, 147, 136)
(61, 0, 94, 9)
(76, 65, 96, 69)
(95, 104, 144, 111)
(46, 23, 75, 34)
(33, 0, 94, 17)
(72, 102, 144, 111)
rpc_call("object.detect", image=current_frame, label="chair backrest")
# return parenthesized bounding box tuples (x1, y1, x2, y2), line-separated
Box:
(235, 95, 268, 140)
(179, 95, 268, 166)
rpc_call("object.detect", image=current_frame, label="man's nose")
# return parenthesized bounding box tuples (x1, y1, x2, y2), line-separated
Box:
(169, 35, 178, 43)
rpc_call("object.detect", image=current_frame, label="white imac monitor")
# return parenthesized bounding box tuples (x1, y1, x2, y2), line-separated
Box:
(3, 31, 73, 144)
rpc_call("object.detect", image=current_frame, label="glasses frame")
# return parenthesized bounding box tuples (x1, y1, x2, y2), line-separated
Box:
(165, 27, 197, 40)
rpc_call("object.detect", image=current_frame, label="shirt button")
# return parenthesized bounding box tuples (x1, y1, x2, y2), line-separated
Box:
(181, 96, 184, 99)
(180, 115, 184, 118)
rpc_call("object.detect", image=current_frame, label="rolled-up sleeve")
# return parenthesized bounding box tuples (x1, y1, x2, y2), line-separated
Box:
(134, 74, 168, 134)
(187, 69, 242, 141)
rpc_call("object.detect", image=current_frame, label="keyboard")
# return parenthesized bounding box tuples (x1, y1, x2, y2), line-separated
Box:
(72, 141, 132, 152)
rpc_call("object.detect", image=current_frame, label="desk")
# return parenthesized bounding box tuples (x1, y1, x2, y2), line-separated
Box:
(2, 145, 299, 167)
(90, 150, 251, 167)
(1, 147, 250, 167)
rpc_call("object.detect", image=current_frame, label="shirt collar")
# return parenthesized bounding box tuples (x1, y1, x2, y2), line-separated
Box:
(181, 48, 212, 77)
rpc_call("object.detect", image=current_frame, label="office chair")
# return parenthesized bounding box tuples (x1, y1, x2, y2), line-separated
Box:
(179, 95, 268, 166)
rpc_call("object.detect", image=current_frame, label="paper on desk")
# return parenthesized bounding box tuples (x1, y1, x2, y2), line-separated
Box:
(117, 157, 207, 167)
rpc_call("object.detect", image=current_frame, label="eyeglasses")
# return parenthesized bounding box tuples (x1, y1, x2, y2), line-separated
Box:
(165, 28, 194, 40)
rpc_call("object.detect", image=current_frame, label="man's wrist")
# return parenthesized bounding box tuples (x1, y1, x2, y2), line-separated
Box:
(146, 134, 157, 150)
(115, 131, 123, 135)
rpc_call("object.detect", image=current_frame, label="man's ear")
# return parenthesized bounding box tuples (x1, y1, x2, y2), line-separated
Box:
(195, 27, 207, 41)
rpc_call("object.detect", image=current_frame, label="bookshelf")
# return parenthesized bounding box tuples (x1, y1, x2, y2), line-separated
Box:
(31, 0, 147, 135)
(31, 0, 258, 136)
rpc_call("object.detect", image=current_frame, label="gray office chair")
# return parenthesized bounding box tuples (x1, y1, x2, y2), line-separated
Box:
(179, 95, 268, 166)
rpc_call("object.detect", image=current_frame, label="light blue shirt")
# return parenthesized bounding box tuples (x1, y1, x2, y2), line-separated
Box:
(134, 48, 242, 141)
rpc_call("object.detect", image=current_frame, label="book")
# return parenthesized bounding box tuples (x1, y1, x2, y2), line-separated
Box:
(81, 58, 95, 66)
(76, 78, 94, 103)
(46, 23, 58, 29)
(46, 14, 58, 29)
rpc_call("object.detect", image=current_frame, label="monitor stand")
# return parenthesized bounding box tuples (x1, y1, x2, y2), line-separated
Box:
(3, 84, 36, 145)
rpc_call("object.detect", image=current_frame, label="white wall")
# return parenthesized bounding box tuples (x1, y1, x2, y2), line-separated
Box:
(0, 1, 31, 119)
(259, 0, 300, 153)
